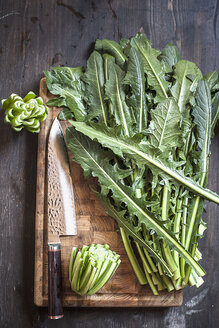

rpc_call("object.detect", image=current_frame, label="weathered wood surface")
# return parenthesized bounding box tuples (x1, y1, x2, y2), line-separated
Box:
(34, 78, 183, 308)
(0, 0, 218, 327)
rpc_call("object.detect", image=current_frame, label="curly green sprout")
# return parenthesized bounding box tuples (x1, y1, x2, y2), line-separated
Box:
(69, 244, 121, 296)
(1, 91, 48, 133)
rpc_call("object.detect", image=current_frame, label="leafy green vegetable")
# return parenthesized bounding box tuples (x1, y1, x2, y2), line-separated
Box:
(45, 32, 219, 295)
(103, 54, 115, 81)
(69, 244, 120, 295)
(204, 70, 218, 90)
(105, 62, 134, 136)
(147, 98, 182, 149)
(193, 80, 211, 183)
(123, 47, 147, 132)
(67, 127, 206, 276)
(95, 39, 128, 67)
(159, 43, 181, 69)
(181, 80, 212, 282)
(44, 67, 86, 121)
(69, 121, 219, 204)
(83, 51, 108, 124)
(130, 33, 169, 102)
(58, 107, 74, 121)
(1, 91, 48, 132)
(171, 60, 202, 114)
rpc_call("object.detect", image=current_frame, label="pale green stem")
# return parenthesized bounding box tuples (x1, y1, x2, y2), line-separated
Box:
(172, 198, 183, 279)
(163, 275, 175, 292)
(180, 197, 189, 278)
(120, 227, 147, 285)
(136, 242, 152, 274)
(88, 261, 119, 295)
(153, 272, 166, 291)
(142, 225, 158, 272)
(161, 185, 178, 275)
(143, 248, 158, 273)
(184, 234, 198, 285)
(69, 247, 77, 282)
(143, 265, 158, 295)
(184, 172, 207, 283)
(151, 234, 163, 275)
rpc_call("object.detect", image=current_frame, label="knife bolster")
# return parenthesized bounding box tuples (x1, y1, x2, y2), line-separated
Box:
(48, 243, 63, 319)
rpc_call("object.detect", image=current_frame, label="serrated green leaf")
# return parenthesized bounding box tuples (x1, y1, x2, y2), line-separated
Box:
(147, 98, 182, 149)
(120, 38, 130, 50)
(97, 193, 172, 275)
(59, 108, 74, 120)
(95, 39, 127, 67)
(66, 127, 205, 277)
(123, 47, 147, 132)
(171, 60, 202, 114)
(105, 62, 134, 136)
(180, 108, 193, 158)
(83, 51, 108, 125)
(69, 121, 219, 204)
(44, 67, 86, 121)
(130, 33, 169, 102)
(184, 80, 212, 265)
(102, 54, 115, 81)
(159, 43, 181, 69)
(192, 80, 212, 180)
(40, 34, 219, 290)
(212, 81, 219, 93)
(46, 97, 66, 107)
(204, 70, 218, 90)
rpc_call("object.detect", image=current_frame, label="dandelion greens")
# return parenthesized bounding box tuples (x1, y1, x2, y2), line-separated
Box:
(45, 33, 219, 295)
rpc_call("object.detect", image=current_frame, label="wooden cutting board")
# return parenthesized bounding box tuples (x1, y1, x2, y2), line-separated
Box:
(34, 78, 183, 307)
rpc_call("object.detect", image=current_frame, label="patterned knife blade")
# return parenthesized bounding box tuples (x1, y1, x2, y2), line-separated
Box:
(47, 117, 77, 242)
(47, 117, 77, 319)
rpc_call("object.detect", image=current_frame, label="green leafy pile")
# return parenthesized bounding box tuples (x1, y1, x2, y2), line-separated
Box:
(45, 33, 219, 294)
(2, 91, 48, 132)
(69, 244, 120, 295)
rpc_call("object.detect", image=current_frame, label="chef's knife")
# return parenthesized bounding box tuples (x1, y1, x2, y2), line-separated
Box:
(47, 118, 77, 319)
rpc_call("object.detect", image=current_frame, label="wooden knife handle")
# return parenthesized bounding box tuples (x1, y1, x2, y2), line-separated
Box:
(48, 243, 64, 319)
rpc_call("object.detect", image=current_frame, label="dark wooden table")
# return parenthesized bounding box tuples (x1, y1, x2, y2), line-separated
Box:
(0, 0, 218, 327)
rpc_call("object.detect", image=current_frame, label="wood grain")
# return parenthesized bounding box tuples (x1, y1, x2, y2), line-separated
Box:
(34, 78, 183, 307)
